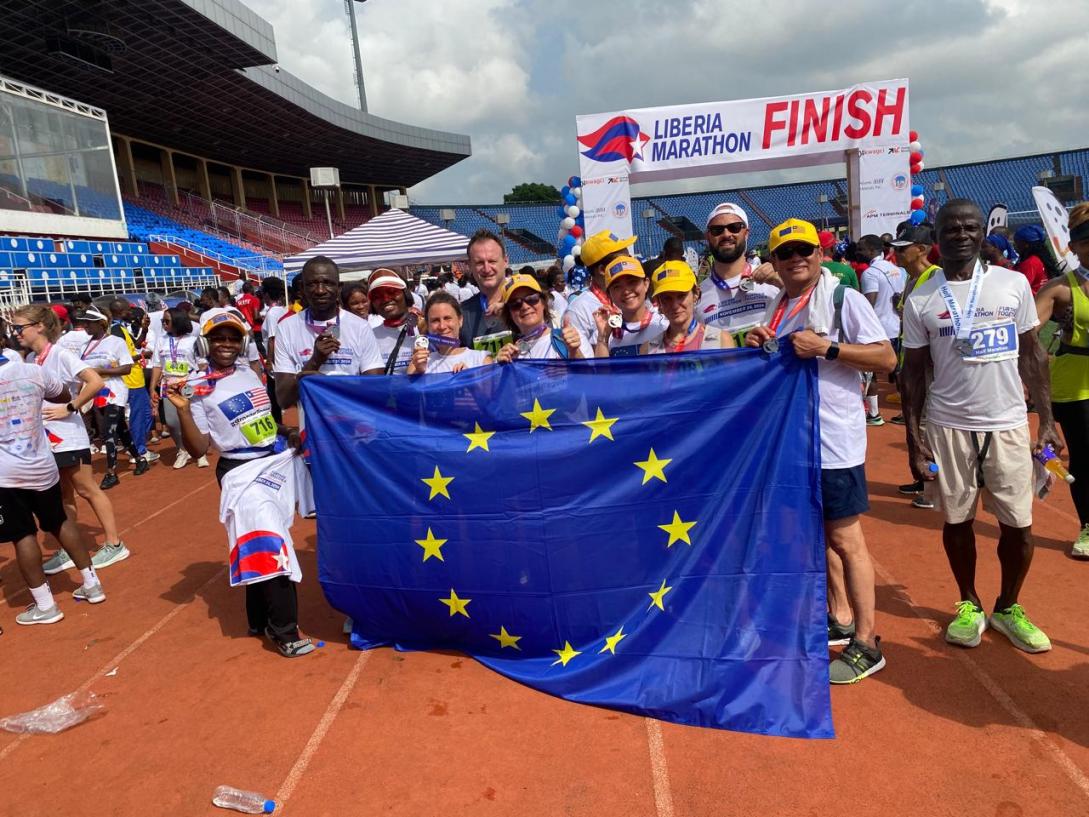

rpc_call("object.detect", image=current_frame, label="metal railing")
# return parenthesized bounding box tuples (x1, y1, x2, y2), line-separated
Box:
(147, 234, 279, 276)
(175, 190, 323, 253)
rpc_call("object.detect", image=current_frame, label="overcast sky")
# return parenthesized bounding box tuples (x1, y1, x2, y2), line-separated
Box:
(242, 0, 1089, 204)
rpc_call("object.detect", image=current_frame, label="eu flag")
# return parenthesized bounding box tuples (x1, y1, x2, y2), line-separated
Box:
(299, 348, 833, 738)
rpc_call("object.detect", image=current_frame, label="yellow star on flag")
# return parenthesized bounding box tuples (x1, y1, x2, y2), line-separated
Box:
(634, 448, 672, 485)
(552, 640, 582, 667)
(658, 511, 697, 547)
(439, 588, 471, 617)
(648, 579, 673, 611)
(599, 626, 626, 655)
(463, 422, 495, 453)
(415, 528, 447, 562)
(520, 398, 556, 432)
(582, 407, 618, 443)
(489, 625, 522, 650)
(421, 466, 454, 500)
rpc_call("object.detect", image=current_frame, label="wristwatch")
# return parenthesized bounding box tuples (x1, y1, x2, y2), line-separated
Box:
(66, 402, 77, 414)
(824, 341, 840, 361)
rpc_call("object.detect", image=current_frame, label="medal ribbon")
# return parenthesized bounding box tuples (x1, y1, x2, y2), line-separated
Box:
(938, 261, 986, 344)
(767, 284, 818, 333)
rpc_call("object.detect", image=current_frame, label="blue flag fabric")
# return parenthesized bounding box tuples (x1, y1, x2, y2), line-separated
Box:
(300, 348, 833, 739)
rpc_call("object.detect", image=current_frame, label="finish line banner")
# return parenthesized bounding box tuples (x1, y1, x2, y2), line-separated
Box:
(576, 79, 910, 184)
(300, 351, 833, 739)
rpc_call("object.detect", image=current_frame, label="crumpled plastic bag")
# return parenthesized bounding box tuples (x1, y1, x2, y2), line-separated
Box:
(0, 690, 105, 734)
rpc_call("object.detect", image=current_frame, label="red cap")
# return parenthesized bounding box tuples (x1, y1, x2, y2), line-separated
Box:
(817, 230, 835, 250)
(50, 304, 69, 322)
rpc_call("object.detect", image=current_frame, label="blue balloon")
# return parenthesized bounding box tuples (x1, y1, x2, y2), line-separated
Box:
(571, 176, 582, 188)
(911, 184, 924, 197)
(575, 214, 585, 227)
(561, 185, 571, 196)
(561, 235, 576, 250)
(563, 193, 577, 206)
(910, 209, 926, 225)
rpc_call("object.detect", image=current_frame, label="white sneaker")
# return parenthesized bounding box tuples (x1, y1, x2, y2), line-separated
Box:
(16, 603, 64, 625)
(173, 449, 191, 469)
(144, 451, 161, 463)
(196, 455, 210, 468)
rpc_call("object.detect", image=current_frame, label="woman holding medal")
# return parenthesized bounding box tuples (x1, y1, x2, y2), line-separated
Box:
(148, 308, 208, 469)
(495, 274, 590, 362)
(166, 308, 312, 657)
(406, 292, 493, 374)
(368, 269, 422, 374)
(591, 257, 668, 358)
(644, 261, 735, 354)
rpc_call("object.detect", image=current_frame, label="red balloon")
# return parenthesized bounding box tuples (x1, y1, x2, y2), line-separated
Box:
(909, 151, 923, 164)
(910, 200, 924, 210)
(909, 130, 919, 142)
(570, 225, 583, 238)
(910, 163, 922, 174)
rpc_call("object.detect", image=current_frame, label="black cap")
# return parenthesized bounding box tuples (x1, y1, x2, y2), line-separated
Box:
(889, 224, 933, 247)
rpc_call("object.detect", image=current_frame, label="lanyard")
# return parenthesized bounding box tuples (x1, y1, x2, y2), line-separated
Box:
(613, 309, 654, 340)
(767, 284, 818, 332)
(479, 292, 489, 313)
(670, 319, 702, 352)
(81, 337, 105, 361)
(589, 285, 614, 309)
(303, 309, 340, 335)
(33, 342, 53, 367)
(179, 365, 237, 397)
(516, 322, 549, 354)
(938, 262, 987, 342)
(426, 333, 459, 350)
(168, 336, 179, 364)
(1077, 266, 1089, 283)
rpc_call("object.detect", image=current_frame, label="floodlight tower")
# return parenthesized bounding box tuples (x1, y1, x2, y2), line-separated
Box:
(345, 0, 368, 111)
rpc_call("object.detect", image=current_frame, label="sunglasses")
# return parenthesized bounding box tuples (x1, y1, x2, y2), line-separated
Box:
(707, 222, 746, 236)
(508, 292, 542, 310)
(773, 244, 817, 261)
(9, 321, 39, 335)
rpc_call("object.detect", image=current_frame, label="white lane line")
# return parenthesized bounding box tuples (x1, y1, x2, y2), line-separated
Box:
(872, 557, 1089, 801)
(645, 717, 676, 817)
(275, 650, 371, 810)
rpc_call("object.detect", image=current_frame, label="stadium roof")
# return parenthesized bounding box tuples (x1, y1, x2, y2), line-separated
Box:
(0, 0, 471, 187)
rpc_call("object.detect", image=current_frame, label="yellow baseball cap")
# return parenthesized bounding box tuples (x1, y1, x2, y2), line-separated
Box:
(200, 307, 248, 336)
(651, 261, 698, 296)
(604, 257, 646, 289)
(768, 218, 820, 252)
(501, 273, 542, 300)
(581, 230, 638, 268)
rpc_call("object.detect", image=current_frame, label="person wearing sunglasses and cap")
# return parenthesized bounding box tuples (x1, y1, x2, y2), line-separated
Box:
(495, 273, 590, 363)
(591, 257, 668, 358)
(165, 308, 312, 657)
(368, 268, 423, 374)
(699, 203, 782, 346)
(565, 230, 639, 347)
(644, 261, 735, 354)
(747, 218, 896, 685)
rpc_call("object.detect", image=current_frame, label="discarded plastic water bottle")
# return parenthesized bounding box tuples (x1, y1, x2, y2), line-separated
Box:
(212, 786, 275, 814)
(923, 462, 940, 509)
(1034, 444, 1075, 484)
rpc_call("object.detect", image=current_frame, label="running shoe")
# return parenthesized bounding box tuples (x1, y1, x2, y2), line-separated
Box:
(865, 413, 885, 427)
(149, 435, 161, 445)
(92, 541, 130, 569)
(196, 455, 210, 468)
(945, 600, 986, 647)
(828, 613, 856, 647)
(173, 449, 191, 469)
(990, 604, 1051, 653)
(16, 603, 64, 625)
(144, 451, 160, 463)
(133, 458, 149, 476)
(890, 414, 906, 425)
(912, 494, 935, 509)
(161, 429, 171, 438)
(898, 480, 923, 495)
(99, 473, 120, 490)
(73, 583, 106, 604)
(42, 548, 74, 575)
(829, 637, 885, 684)
(1071, 524, 1089, 560)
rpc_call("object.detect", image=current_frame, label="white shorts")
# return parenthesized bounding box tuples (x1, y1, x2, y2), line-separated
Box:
(925, 422, 1034, 528)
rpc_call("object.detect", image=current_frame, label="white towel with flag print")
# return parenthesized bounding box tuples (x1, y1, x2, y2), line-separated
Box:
(219, 449, 310, 587)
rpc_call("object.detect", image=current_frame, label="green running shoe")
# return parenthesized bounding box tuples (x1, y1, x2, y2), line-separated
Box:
(990, 604, 1051, 653)
(945, 601, 986, 647)
(1071, 524, 1089, 560)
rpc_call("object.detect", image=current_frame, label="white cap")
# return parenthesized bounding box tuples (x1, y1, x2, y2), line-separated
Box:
(705, 203, 749, 229)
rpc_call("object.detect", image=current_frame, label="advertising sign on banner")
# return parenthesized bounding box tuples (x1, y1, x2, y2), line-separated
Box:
(576, 80, 910, 185)
(580, 173, 634, 239)
(851, 146, 912, 238)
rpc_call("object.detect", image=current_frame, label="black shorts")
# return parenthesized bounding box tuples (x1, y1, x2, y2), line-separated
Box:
(821, 464, 870, 522)
(0, 482, 68, 543)
(54, 448, 92, 469)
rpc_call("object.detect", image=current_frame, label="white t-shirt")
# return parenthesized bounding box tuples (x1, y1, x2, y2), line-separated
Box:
(902, 265, 1038, 431)
(30, 346, 91, 454)
(860, 258, 907, 340)
(190, 365, 278, 460)
(565, 289, 609, 347)
(774, 287, 888, 469)
(56, 328, 90, 355)
(146, 309, 165, 353)
(79, 334, 132, 407)
(151, 334, 200, 378)
(458, 283, 477, 303)
(518, 326, 592, 360)
(273, 309, 383, 376)
(263, 305, 288, 342)
(606, 311, 669, 358)
(549, 291, 569, 326)
(372, 321, 416, 374)
(443, 282, 461, 300)
(0, 357, 65, 489)
(425, 348, 491, 374)
(698, 272, 780, 334)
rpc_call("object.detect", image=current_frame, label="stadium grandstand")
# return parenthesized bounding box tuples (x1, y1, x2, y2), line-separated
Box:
(0, 0, 470, 305)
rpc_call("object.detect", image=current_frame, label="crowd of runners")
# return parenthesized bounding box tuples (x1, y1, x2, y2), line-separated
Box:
(3, 196, 1088, 685)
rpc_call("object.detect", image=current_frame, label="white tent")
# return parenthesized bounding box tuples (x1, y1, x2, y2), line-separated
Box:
(284, 208, 468, 274)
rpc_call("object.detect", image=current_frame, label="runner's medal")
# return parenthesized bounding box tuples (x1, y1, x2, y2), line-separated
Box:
(517, 323, 548, 356)
(762, 338, 779, 354)
(414, 335, 429, 351)
(180, 384, 195, 398)
(739, 277, 755, 293)
(954, 338, 974, 357)
(607, 314, 623, 330)
(325, 324, 340, 340)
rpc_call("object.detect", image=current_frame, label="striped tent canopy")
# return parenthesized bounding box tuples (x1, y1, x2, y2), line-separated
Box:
(284, 208, 468, 273)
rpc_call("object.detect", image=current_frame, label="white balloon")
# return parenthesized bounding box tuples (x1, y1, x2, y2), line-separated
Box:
(909, 140, 922, 153)
(572, 187, 582, 198)
(916, 160, 925, 171)
(561, 217, 575, 229)
(562, 255, 575, 272)
(557, 228, 568, 240)
(571, 244, 582, 257)
(566, 205, 580, 218)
